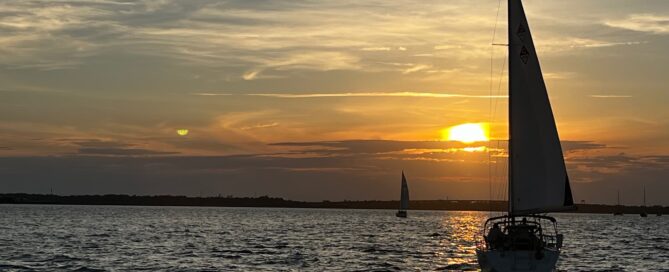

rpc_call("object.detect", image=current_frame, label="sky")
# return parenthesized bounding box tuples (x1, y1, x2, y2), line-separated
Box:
(1, 0, 668, 205)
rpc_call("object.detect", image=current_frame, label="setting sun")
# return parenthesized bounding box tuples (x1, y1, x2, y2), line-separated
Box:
(442, 123, 489, 143)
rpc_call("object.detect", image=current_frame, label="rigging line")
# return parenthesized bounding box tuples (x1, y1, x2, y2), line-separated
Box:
(493, 51, 508, 206)
(488, 58, 507, 205)
(486, 0, 502, 215)
(488, 0, 503, 216)
(489, 46, 507, 209)
(489, 0, 503, 118)
(491, 54, 508, 127)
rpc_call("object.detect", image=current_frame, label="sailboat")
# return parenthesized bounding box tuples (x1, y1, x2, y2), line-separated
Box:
(476, 1, 575, 271)
(613, 191, 623, 216)
(396, 171, 409, 218)
(640, 186, 648, 217)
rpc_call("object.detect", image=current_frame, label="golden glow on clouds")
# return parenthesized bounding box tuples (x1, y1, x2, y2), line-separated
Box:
(400, 147, 488, 154)
(0, 0, 666, 158)
(463, 146, 487, 152)
(193, 92, 507, 98)
(443, 123, 489, 143)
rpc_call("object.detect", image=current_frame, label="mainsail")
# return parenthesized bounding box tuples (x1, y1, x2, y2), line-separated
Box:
(508, 0, 574, 215)
(400, 171, 409, 211)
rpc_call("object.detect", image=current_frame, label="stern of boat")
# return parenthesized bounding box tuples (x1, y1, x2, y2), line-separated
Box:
(476, 248, 559, 272)
(476, 215, 563, 272)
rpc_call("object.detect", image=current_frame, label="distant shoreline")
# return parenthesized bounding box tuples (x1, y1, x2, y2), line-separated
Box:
(0, 194, 666, 215)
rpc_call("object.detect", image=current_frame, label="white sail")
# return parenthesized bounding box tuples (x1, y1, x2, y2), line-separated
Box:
(400, 172, 409, 210)
(508, 0, 573, 215)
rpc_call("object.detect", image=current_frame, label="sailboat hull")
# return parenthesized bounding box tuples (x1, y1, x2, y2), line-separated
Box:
(476, 248, 559, 272)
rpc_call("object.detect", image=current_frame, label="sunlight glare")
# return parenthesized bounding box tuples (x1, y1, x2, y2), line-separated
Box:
(442, 123, 489, 143)
(463, 146, 487, 152)
(177, 129, 189, 136)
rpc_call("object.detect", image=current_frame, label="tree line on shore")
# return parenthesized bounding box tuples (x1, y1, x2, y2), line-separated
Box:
(0, 193, 665, 215)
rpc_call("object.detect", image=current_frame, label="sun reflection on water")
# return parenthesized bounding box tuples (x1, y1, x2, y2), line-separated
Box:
(436, 211, 488, 268)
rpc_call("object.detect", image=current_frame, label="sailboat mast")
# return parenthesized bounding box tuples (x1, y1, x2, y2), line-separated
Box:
(507, 0, 514, 216)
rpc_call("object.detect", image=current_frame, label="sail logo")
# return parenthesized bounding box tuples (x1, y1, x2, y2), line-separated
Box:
(517, 24, 528, 41)
(520, 46, 529, 64)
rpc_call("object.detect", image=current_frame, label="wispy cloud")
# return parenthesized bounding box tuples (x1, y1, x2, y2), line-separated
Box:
(68, 139, 179, 157)
(192, 92, 506, 99)
(580, 41, 647, 48)
(361, 47, 392, 51)
(605, 14, 669, 34)
(240, 122, 280, 130)
(536, 38, 648, 54)
(589, 95, 633, 98)
(242, 70, 262, 80)
(403, 64, 432, 74)
(191, 93, 233, 96)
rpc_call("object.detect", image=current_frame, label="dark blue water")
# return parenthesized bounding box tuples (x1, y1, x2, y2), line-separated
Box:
(0, 205, 667, 271)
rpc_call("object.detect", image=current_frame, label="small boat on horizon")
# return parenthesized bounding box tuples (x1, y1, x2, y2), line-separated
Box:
(613, 190, 623, 216)
(640, 186, 648, 217)
(396, 171, 409, 218)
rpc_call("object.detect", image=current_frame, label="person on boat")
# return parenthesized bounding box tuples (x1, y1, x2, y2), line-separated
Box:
(516, 218, 542, 250)
(486, 223, 505, 249)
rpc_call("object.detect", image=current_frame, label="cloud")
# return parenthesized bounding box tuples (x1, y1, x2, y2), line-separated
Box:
(589, 95, 633, 98)
(579, 41, 647, 48)
(0, 0, 653, 84)
(265, 51, 360, 71)
(242, 70, 261, 80)
(3, 139, 667, 204)
(271, 139, 606, 157)
(403, 64, 431, 74)
(68, 139, 178, 156)
(605, 14, 669, 34)
(190, 93, 233, 96)
(361, 47, 392, 51)
(561, 141, 608, 153)
(434, 45, 463, 50)
(0, 0, 506, 75)
(192, 92, 506, 99)
(534, 37, 648, 54)
(543, 72, 574, 80)
(240, 122, 280, 130)
(78, 147, 178, 156)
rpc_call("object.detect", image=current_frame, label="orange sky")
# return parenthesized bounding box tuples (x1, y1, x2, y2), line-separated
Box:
(1, 0, 668, 205)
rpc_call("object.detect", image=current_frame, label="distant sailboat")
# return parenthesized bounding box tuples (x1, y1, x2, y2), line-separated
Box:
(396, 171, 409, 218)
(613, 191, 623, 216)
(476, 1, 574, 271)
(640, 186, 648, 217)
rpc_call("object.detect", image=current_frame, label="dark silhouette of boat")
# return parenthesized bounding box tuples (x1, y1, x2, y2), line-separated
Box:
(640, 186, 647, 217)
(613, 191, 623, 216)
(396, 171, 409, 218)
(476, 1, 574, 270)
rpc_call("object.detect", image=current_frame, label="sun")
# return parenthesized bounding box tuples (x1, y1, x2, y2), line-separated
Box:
(442, 123, 489, 143)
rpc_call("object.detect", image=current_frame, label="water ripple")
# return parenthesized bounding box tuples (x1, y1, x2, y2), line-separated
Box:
(0, 205, 667, 271)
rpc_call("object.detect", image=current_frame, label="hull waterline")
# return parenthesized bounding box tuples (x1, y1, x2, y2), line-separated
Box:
(476, 248, 559, 272)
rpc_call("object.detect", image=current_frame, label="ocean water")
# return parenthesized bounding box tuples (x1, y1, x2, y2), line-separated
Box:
(0, 205, 667, 271)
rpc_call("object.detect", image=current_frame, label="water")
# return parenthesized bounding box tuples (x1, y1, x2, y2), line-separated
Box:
(0, 205, 667, 271)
